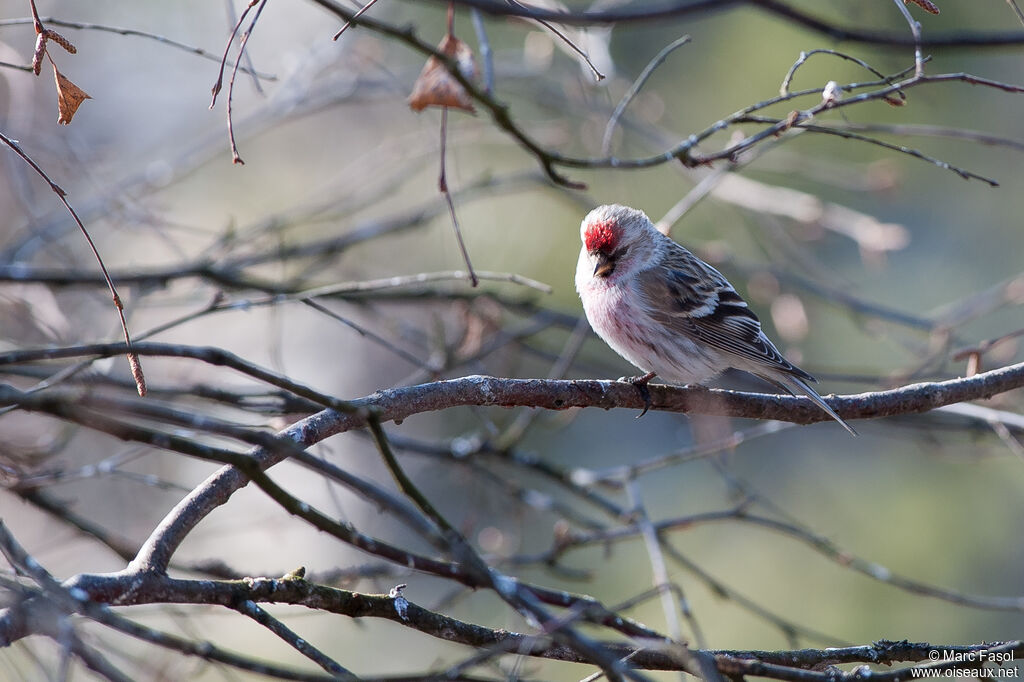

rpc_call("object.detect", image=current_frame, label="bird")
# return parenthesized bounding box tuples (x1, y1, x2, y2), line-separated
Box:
(574, 203, 856, 435)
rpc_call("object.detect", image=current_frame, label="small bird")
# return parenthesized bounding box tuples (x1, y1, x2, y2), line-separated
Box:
(575, 204, 856, 435)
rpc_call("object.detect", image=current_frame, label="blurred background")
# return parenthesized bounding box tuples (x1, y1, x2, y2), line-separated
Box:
(0, 0, 1022, 679)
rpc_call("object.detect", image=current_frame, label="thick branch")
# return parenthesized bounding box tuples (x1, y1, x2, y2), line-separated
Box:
(316, 363, 1024, 430)
(3, 566, 1021, 676)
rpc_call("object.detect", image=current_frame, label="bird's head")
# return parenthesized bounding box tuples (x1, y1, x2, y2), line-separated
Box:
(580, 204, 659, 280)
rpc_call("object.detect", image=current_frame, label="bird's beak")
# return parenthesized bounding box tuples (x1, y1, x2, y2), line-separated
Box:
(593, 252, 614, 278)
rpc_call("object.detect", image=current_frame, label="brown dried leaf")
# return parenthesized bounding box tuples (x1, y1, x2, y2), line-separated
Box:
(43, 29, 77, 54)
(408, 34, 476, 113)
(52, 64, 91, 124)
(884, 90, 908, 107)
(32, 32, 46, 75)
(905, 0, 940, 14)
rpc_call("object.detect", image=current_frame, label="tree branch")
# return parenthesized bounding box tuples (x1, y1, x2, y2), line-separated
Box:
(431, 0, 1024, 48)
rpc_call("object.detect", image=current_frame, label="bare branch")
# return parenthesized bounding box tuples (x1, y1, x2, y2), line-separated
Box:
(0, 17, 276, 79)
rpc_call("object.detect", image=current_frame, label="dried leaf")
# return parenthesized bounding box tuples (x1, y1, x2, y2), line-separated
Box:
(408, 34, 476, 113)
(32, 32, 46, 75)
(52, 64, 91, 124)
(884, 90, 908, 107)
(905, 0, 940, 14)
(43, 29, 77, 54)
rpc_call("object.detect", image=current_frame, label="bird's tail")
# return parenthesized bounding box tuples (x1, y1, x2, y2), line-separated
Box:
(785, 375, 858, 436)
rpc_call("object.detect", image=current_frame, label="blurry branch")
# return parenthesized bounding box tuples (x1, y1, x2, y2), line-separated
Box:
(376, 429, 634, 520)
(931, 272, 1024, 330)
(366, 420, 656, 682)
(506, 0, 605, 81)
(0, 342, 356, 411)
(938, 403, 1024, 459)
(660, 544, 844, 647)
(953, 328, 1024, 370)
(432, 4, 480, 287)
(308, 1, 1024, 188)
(891, 0, 925, 76)
(0, 17, 275, 79)
(435, 0, 1024, 48)
(296, 270, 551, 296)
(0, 173, 557, 293)
(1009, 0, 1024, 26)
(602, 33, 691, 155)
(624, 480, 692, 646)
(571, 421, 794, 485)
(824, 121, 1024, 152)
(703, 172, 910, 255)
(521, 504, 1024, 612)
(734, 115, 997, 185)
(469, 7, 493, 93)
(0, 269, 550, 399)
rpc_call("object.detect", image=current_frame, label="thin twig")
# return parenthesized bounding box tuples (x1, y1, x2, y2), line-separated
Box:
(332, 0, 381, 40)
(469, 7, 494, 93)
(0, 132, 144, 396)
(779, 48, 893, 96)
(0, 17, 276, 79)
(225, 0, 268, 164)
(1008, 0, 1024, 26)
(505, 0, 604, 81)
(624, 480, 689, 645)
(224, 0, 265, 93)
(892, 0, 925, 76)
(439, 107, 479, 286)
(235, 600, 355, 678)
(209, 0, 257, 107)
(602, 34, 690, 155)
(735, 114, 999, 185)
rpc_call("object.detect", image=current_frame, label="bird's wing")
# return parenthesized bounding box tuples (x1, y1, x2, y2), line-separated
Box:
(635, 242, 814, 382)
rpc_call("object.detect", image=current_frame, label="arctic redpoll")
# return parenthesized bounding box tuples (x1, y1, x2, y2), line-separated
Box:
(575, 204, 855, 435)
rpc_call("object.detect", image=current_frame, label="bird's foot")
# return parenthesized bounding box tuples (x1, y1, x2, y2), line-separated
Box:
(618, 371, 657, 418)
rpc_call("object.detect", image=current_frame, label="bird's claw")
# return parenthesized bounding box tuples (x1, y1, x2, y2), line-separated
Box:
(618, 372, 656, 418)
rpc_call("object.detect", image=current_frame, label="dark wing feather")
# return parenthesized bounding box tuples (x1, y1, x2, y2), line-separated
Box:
(636, 242, 815, 382)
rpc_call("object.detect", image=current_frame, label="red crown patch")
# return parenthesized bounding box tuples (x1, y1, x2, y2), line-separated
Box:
(584, 219, 617, 253)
